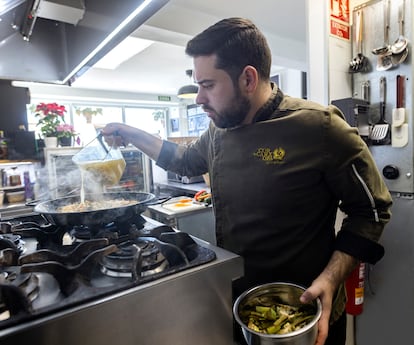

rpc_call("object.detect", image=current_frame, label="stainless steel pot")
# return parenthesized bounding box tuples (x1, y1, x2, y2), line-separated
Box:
(233, 282, 322, 345)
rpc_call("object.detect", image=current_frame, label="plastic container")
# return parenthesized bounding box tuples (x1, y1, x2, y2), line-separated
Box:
(6, 190, 25, 203)
(72, 136, 126, 186)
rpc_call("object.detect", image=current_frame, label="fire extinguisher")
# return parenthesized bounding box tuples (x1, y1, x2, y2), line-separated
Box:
(345, 262, 365, 315)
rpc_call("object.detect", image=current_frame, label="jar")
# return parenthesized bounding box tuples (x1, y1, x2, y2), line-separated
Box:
(8, 167, 21, 186)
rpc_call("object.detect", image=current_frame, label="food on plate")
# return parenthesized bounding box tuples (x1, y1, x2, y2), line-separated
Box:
(58, 198, 135, 212)
(194, 190, 212, 204)
(173, 198, 193, 207)
(238, 302, 316, 335)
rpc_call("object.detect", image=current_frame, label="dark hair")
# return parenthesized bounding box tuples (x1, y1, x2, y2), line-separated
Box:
(185, 17, 271, 84)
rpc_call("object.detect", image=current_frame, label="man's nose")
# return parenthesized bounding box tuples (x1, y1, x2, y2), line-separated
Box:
(195, 88, 204, 104)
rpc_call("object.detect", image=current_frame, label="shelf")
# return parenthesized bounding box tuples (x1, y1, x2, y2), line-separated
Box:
(0, 185, 24, 191)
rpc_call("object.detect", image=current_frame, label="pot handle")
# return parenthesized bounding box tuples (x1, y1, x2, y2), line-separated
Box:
(145, 196, 172, 206)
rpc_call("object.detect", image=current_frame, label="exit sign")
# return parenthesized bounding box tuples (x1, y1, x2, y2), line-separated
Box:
(158, 95, 171, 101)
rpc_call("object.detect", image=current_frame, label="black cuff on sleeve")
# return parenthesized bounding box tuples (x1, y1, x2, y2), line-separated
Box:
(335, 231, 385, 264)
(156, 140, 177, 170)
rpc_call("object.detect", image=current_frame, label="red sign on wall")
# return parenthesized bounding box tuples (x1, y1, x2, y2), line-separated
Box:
(330, 0, 350, 40)
(330, 0, 350, 23)
(330, 19, 350, 40)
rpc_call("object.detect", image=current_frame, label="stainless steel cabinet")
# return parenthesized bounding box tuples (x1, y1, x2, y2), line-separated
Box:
(146, 202, 216, 244)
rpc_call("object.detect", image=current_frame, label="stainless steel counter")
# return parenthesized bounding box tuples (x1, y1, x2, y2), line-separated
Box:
(0, 203, 36, 219)
(154, 180, 210, 198)
(146, 198, 216, 244)
(0, 239, 243, 345)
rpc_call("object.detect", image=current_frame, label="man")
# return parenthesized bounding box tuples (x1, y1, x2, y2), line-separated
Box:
(102, 18, 392, 345)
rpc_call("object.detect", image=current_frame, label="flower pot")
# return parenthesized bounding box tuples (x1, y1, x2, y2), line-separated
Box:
(44, 137, 58, 148)
(59, 137, 72, 147)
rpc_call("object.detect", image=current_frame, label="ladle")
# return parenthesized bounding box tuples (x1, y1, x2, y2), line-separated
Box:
(349, 10, 368, 73)
(375, 0, 393, 71)
(391, 46, 408, 66)
(372, 0, 390, 56)
(390, 0, 408, 55)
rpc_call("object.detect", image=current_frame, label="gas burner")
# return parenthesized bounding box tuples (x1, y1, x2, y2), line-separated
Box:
(69, 216, 148, 243)
(10, 222, 67, 250)
(0, 234, 26, 266)
(7, 273, 40, 304)
(0, 234, 25, 254)
(0, 271, 40, 320)
(0, 213, 218, 337)
(100, 239, 168, 278)
(69, 225, 121, 242)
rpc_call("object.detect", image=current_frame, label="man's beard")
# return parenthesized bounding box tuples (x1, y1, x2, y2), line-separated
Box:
(206, 92, 251, 129)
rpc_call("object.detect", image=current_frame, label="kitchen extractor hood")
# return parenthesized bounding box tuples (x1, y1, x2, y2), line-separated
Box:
(37, 0, 85, 25)
(20, 0, 86, 41)
(0, 0, 169, 85)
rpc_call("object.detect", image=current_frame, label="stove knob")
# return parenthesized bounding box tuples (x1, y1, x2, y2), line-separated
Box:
(382, 165, 399, 180)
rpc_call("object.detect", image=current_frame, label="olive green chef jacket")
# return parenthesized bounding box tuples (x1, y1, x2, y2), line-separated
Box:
(157, 86, 393, 322)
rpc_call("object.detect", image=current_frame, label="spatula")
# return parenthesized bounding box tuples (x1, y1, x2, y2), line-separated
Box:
(370, 76, 391, 144)
(392, 75, 408, 147)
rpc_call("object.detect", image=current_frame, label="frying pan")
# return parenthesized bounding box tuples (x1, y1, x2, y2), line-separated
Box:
(33, 191, 156, 227)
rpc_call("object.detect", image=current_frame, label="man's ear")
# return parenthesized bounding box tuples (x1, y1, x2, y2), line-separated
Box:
(240, 65, 259, 93)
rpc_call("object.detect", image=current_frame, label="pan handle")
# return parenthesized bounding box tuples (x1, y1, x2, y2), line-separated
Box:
(145, 196, 172, 206)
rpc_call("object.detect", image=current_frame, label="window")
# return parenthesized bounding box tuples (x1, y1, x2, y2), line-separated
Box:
(27, 101, 169, 144)
(73, 105, 123, 145)
(125, 107, 167, 139)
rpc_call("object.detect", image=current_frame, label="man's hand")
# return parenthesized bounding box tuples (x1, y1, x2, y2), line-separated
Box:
(300, 251, 357, 345)
(300, 274, 335, 345)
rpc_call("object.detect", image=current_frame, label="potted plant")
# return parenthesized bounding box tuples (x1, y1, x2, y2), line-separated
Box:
(56, 124, 78, 146)
(33, 102, 66, 147)
(75, 107, 103, 123)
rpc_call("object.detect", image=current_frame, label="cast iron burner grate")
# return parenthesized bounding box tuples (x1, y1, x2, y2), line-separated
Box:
(0, 216, 217, 330)
(69, 215, 147, 242)
(100, 239, 169, 278)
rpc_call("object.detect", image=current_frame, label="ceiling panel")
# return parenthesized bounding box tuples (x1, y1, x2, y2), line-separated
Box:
(72, 0, 307, 96)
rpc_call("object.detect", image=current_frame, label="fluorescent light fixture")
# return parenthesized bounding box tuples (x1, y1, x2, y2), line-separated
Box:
(93, 36, 153, 69)
(63, 0, 157, 84)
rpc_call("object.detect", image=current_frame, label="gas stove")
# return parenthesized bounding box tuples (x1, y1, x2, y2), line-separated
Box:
(0, 213, 219, 335)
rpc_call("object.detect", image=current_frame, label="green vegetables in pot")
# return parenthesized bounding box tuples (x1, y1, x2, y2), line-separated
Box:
(239, 302, 316, 335)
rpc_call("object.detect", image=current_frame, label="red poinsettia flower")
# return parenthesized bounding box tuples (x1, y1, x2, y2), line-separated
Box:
(34, 102, 67, 137)
(35, 102, 66, 117)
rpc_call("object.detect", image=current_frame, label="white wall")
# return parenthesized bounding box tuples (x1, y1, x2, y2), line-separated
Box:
(279, 69, 304, 98)
(307, 0, 364, 105)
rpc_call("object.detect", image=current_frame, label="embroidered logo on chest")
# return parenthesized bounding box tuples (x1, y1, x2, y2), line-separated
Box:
(253, 147, 286, 164)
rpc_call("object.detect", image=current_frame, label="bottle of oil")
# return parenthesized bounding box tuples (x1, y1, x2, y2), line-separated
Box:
(24, 171, 34, 201)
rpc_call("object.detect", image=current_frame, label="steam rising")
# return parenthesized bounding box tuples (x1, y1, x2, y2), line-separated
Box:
(35, 157, 105, 201)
